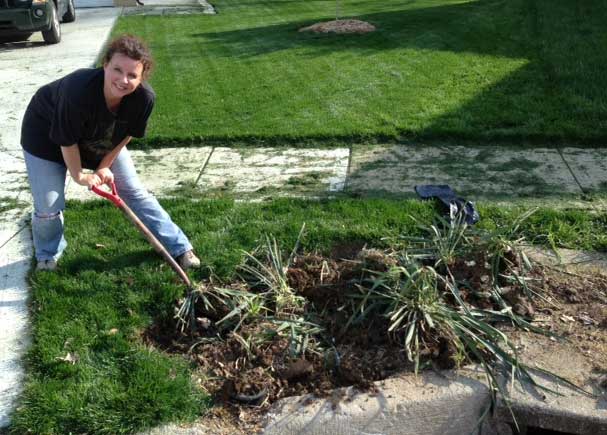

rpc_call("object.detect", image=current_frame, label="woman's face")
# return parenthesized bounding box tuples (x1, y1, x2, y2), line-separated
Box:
(103, 53, 144, 101)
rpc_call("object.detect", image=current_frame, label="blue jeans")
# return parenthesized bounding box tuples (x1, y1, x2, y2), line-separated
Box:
(23, 149, 193, 262)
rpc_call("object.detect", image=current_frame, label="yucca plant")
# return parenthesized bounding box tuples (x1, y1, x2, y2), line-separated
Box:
(347, 259, 586, 430)
(398, 213, 471, 270)
(471, 209, 553, 314)
(175, 279, 234, 333)
(235, 224, 326, 357)
(268, 316, 324, 357)
(215, 287, 269, 333)
(174, 270, 271, 333)
(238, 225, 307, 316)
(348, 262, 455, 372)
(231, 329, 268, 361)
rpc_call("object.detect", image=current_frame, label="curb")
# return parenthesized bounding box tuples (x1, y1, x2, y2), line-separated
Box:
(261, 365, 607, 435)
(262, 369, 492, 435)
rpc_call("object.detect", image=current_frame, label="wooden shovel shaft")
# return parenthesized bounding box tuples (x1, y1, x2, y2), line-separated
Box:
(118, 201, 192, 288)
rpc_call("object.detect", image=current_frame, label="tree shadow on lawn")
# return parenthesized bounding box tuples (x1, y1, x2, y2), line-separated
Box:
(192, 0, 527, 60)
(187, 0, 607, 142)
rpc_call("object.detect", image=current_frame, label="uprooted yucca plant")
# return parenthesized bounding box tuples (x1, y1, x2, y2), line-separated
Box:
(236, 224, 324, 357)
(175, 278, 235, 333)
(402, 209, 550, 322)
(474, 209, 550, 309)
(347, 262, 452, 371)
(347, 255, 587, 429)
(238, 225, 307, 316)
(398, 213, 471, 269)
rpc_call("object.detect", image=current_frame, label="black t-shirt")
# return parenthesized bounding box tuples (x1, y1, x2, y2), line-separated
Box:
(21, 68, 155, 169)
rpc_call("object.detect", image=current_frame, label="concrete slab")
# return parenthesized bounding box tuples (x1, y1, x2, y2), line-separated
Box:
(198, 147, 349, 197)
(526, 247, 607, 277)
(0, 217, 32, 428)
(142, 0, 199, 5)
(348, 145, 582, 199)
(131, 147, 212, 194)
(65, 147, 212, 200)
(262, 370, 492, 435)
(123, 6, 207, 15)
(0, 151, 29, 201)
(123, 0, 215, 15)
(497, 333, 607, 435)
(561, 147, 607, 193)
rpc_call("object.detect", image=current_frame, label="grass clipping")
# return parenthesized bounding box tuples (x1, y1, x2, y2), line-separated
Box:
(299, 19, 376, 34)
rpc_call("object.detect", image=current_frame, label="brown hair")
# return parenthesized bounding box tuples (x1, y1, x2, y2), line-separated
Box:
(103, 34, 154, 80)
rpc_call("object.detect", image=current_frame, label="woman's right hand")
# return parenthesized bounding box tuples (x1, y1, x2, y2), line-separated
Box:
(75, 172, 103, 188)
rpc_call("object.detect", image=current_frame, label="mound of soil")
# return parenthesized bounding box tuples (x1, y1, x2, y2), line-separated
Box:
(145, 246, 607, 432)
(299, 19, 376, 34)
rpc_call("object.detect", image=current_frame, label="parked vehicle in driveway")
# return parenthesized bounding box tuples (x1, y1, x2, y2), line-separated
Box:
(0, 0, 75, 44)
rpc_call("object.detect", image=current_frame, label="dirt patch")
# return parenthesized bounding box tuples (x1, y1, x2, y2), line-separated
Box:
(299, 19, 376, 34)
(528, 268, 607, 373)
(145, 245, 607, 431)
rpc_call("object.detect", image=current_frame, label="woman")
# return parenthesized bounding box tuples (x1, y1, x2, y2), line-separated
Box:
(21, 34, 200, 271)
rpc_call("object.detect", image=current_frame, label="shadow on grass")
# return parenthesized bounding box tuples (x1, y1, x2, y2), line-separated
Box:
(192, 1, 529, 59)
(59, 250, 159, 275)
(176, 0, 607, 143)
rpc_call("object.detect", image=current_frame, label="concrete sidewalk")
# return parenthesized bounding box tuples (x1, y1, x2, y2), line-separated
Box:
(57, 144, 607, 205)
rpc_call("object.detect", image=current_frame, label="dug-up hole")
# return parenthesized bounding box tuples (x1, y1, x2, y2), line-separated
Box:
(144, 236, 607, 433)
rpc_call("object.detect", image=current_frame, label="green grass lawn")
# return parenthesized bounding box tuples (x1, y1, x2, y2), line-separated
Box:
(112, 0, 607, 147)
(10, 197, 607, 434)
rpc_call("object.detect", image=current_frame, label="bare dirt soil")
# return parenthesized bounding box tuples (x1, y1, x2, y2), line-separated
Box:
(298, 19, 376, 34)
(145, 246, 607, 433)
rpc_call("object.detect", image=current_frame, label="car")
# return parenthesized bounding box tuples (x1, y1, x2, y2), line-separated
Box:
(0, 0, 75, 44)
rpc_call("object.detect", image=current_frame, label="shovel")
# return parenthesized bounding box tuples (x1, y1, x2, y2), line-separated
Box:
(91, 181, 192, 288)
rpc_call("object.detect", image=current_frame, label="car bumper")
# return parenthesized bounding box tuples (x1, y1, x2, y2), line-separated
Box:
(0, 3, 52, 33)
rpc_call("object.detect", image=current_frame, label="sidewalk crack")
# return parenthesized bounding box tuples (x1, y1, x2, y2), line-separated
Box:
(0, 221, 28, 251)
(194, 146, 215, 187)
(342, 146, 353, 192)
(557, 148, 586, 194)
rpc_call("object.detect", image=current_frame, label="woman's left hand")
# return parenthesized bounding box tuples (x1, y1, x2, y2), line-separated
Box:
(95, 167, 115, 185)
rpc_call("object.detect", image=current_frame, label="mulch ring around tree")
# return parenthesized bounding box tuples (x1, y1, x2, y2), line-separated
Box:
(144, 243, 607, 431)
(299, 19, 376, 34)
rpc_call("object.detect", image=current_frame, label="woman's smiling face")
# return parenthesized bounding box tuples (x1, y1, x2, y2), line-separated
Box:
(103, 52, 144, 102)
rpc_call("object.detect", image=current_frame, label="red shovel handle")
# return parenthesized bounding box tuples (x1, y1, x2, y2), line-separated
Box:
(89, 180, 193, 288)
(91, 182, 124, 207)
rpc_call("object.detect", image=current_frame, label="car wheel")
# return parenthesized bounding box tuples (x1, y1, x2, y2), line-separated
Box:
(42, 2, 61, 44)
(63, 0, 76, 23)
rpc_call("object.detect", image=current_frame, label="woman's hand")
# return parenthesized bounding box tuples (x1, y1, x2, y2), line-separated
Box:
(95, 167, 115, 184)
(76, 172, 103, 188)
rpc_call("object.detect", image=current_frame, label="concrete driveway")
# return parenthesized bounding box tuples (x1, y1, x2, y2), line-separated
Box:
(0, 6, 119, 428)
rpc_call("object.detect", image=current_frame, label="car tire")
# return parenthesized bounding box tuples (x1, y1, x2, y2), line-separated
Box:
(42, 2, 61, 44)
(63, 0, 76, 23)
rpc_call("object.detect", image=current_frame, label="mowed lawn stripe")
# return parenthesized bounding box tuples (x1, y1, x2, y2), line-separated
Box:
(111, 0, 607, 147)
